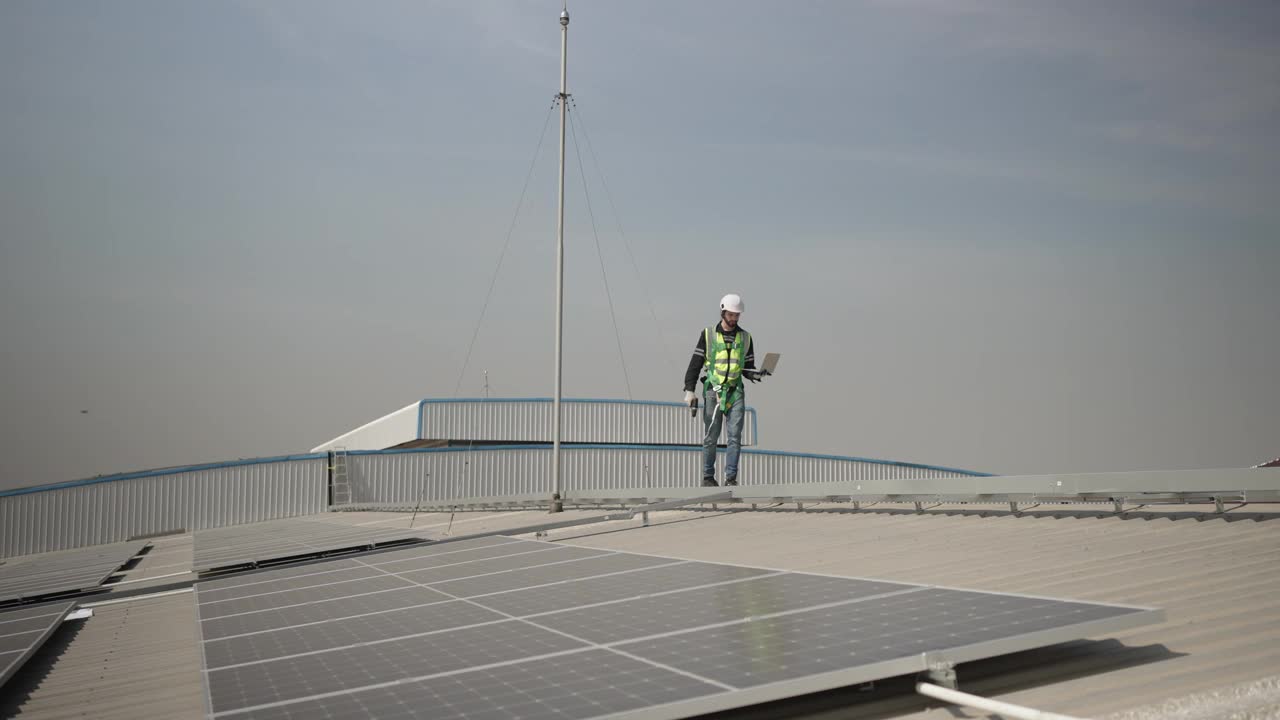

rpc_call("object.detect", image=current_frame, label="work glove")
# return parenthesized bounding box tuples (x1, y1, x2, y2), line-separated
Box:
(683, 390, 697, 406)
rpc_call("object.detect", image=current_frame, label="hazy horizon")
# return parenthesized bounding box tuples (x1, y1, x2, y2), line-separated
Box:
(2, 1, 1277, 490)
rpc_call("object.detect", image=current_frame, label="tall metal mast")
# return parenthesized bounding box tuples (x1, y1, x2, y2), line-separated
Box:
(550, 5, 569, 513)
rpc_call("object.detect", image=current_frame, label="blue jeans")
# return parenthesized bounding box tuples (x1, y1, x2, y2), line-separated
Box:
(702, 386, 746, 480)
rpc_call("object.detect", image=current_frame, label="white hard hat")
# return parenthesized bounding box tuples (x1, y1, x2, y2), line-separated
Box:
(720, 294, 744, 314)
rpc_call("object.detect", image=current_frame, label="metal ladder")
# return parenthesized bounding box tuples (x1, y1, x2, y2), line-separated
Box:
(330, 448, 352, 507)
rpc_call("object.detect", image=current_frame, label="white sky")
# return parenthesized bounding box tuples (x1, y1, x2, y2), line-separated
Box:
(1, 1, 1277, 488)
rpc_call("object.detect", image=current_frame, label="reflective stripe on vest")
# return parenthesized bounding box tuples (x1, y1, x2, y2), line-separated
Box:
(703, 327, 751, 389)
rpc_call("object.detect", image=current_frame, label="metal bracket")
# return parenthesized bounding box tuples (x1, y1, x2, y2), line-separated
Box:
(919, 658, 957, 690)
(633, 492, 731, 514)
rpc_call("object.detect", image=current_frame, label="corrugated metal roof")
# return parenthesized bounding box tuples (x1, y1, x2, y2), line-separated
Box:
(109, 533, 195, 589)
(2, 503, 1277, 719)
(545, 502, 1280, 718)
(0, 591, 203, 719)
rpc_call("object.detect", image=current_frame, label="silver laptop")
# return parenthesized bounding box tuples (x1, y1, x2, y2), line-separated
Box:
(760, 352, 781, 376)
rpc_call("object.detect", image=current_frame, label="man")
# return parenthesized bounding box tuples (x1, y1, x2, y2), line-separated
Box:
(683, 294, 763, 487)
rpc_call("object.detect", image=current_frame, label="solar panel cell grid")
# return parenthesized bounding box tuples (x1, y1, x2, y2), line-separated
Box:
(0, 615, 63, 639)
(199, 566, 385, 603)
(0, 631, 43, 654)
(470, 561, 773, 617)
(392, 547, 594, 586)
(616, 587, 1150, 689)
(198, 559, 365, 594)
(202, 599, 507, 670)
(196, 537, 1160, 720)
(194, 517, 428, 571)
(530, 573, 917, 645)
(199, 575, 418, 620)
(0, 543, 144, 603)
(227, 648, 722, 720)
(0, 601, 75, 688)
(362, 538, 538, 571)
(206, 620, 587, 714)
(0, 606, 68, 625)
(425, 551, 674, 599)
(200, 586, 451, 642)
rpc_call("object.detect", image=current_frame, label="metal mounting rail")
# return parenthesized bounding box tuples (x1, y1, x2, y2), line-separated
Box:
(337, 468, 1280, 515)
(370, 492, 735, 541)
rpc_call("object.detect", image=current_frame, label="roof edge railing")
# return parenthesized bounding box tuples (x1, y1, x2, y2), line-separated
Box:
(416, 397, 761, 447)
(3, 446, 993, 499)
(0, 453, 330, 498)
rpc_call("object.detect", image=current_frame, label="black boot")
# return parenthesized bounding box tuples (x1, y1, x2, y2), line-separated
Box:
(702, 476, 719, 487)
(725, 476, 738, 486)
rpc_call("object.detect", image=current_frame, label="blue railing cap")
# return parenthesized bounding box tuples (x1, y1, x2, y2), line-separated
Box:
(421, 397, 721, 407)
(3, 445, 989, 499)
(347, 444, 990, 476)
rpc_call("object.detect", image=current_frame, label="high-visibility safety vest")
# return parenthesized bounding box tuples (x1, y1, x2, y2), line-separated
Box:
(703, 326, 751, 410)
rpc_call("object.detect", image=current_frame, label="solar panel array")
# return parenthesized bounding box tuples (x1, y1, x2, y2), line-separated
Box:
(0, 601, 75, 686)
(195, 536, 1160, 719)
(194, 517, 426, 572)
(0, 542, 146, 604)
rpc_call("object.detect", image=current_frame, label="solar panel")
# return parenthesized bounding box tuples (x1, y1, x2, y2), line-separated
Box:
(194, 516, 428, 572)
(207, 616, 587, 711)
(203, 598, 505, 670)
(197, 538, 533, 642)
(199, 574, 418, 621)
(392, 545, 606, 585)
(220, 648, 722, 720)
(0, 542, 146, 604)
(195, 536, 1161, 719)
(613, 587, 1146, 689)
(471, 560, 773, 617)
(527, 573, 916, 645)
(363, 536, 539, 573)
(0, 602, 76, 687)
